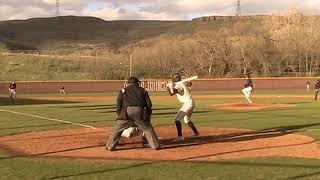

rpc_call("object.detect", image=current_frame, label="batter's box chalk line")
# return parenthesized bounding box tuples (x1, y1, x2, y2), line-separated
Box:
(0, 109, 97, 130)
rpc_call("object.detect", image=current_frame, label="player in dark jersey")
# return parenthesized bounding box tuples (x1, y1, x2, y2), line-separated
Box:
(242, 72, 253, 103)
(8, 81, 17, 104)
(314, 79, 320, 100)
(59, 85, 66, 95)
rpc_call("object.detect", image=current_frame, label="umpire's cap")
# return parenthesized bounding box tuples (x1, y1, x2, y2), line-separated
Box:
(127, 76, 140, 84)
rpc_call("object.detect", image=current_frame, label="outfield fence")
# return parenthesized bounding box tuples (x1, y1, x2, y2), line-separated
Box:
(0, 78, 316, 94)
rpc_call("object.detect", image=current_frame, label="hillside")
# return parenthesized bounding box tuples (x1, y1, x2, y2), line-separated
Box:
(1, 14, 320, 80)
(0, 15, 286, 51)
(0, 16, 187, 50)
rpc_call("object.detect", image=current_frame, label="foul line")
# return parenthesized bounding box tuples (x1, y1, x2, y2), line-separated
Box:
(0, 109, 97, 130)
(306, 129, 320, 132)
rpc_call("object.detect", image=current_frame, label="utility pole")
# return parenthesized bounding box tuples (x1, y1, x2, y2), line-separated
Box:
(56, 0, 61, 16)
(236, 0, 241, 16)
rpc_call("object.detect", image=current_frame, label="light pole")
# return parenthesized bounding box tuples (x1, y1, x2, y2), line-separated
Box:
(236, 0, 241, 16)
(56, 0, 61, 16)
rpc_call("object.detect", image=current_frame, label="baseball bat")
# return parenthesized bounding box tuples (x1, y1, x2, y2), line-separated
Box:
(175, 76, 198, 84)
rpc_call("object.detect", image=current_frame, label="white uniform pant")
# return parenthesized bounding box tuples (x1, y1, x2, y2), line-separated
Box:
(176, 101, 194, 123)
(242, 87, 252, 103)
(59, 89, 66, 95)
(9, 89, 16, 98)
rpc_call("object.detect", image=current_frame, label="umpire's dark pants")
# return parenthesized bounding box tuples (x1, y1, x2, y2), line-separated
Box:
(106, 106, 161, 150)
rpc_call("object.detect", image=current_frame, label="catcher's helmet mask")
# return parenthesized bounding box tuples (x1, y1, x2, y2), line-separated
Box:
(172, 73, 182, 82)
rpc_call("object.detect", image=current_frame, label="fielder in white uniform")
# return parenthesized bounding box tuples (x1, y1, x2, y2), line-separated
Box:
(8, 81, 17, 104)
(167, 73, 199, 141)
(242, 73, 253, 103)
(59, 85, 66, 95)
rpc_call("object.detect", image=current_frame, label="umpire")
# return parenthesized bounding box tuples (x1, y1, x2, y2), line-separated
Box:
(106, 76, 161, 151)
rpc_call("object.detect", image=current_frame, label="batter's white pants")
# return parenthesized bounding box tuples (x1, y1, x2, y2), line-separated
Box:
(176, 101, 194, 123)
(242, 87, 252, 103)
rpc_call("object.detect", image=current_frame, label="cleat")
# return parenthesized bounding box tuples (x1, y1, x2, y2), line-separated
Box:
(105, 146, 114, 151)
(141, 136, 149, 147)
(177, 136, 184, 141)
(141, 141, 149, 148)
(192, 133, 200, 137)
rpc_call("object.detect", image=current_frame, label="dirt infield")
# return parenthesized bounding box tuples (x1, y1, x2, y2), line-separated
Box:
(213, 103, 296, 111)
(1, 126, 319, 161)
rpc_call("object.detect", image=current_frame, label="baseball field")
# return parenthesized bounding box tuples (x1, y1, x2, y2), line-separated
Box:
(1, 90, 320, 179)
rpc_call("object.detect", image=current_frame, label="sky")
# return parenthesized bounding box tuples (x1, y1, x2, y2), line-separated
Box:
(0, 0, 319, 21)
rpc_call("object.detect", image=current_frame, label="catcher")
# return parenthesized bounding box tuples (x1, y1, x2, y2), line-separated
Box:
(106, 76, 160, 151)
(120, 126, 148, 146)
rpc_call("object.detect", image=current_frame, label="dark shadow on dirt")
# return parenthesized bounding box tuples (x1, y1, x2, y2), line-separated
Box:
(259, 123, 320, 133)
(285, 171, 320, 180)
(177, 140, 317, 161)
(62, 104, 115, 109)
(153, 110, 211, 116)
(0, 144, 104, 160)
(82, 106, 116, 111)
(152, 107, 177, 111)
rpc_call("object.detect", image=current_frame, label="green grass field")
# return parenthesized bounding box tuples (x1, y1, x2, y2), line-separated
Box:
(1, 90, 320, 179)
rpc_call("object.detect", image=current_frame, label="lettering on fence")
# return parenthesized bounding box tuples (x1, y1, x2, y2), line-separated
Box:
(123, 81, 169, 92)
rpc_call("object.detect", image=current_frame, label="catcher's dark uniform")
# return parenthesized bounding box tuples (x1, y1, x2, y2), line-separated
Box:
(314, 79, 320, 100)
(106, 77, 160, 151)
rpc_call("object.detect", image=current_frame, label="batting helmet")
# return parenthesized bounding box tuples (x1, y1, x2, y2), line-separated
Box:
(171, 73, 181, 82)
(127, 76, 140, 84)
